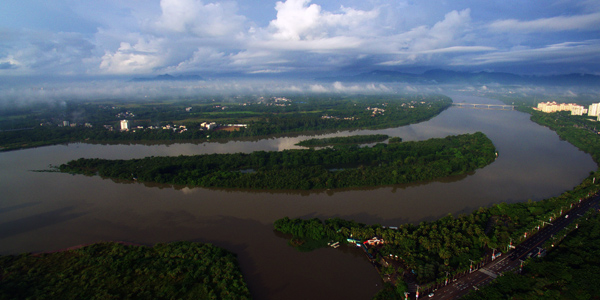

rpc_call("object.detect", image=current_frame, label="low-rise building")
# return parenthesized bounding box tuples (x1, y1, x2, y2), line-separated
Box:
(365, 237, 385, 246)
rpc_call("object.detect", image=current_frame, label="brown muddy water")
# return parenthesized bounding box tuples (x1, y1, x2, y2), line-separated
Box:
(0, 94, 596, 299)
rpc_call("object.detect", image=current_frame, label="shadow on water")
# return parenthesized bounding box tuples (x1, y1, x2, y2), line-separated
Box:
(98, 170, 473, 196)
(0, 202, 41, 214)
(159, 215, 382, 300)
(0, 206, 88, 239)
(289, 202, 490, 228)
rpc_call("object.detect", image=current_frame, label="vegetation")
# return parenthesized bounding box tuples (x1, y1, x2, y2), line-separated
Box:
(0, 241, 251, 300)
(295, 134, 391, 147)
(528, 110, 600, 162)
(462, 213, 600, 300)
(275, 170, 600, 295)
(59, 132, 496, 190)
(274, 106, 600, 299)
(0, 95, 451, 151)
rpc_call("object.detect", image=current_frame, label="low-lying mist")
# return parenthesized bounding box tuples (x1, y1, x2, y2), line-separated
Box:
(1, 77, 598, 108)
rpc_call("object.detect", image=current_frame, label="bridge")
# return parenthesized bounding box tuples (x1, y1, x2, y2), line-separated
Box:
(452, 103, 514, 110)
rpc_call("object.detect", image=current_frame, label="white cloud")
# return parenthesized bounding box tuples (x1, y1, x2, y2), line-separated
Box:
(489, 12, 600, 32)
(379, 46, 496, 66)
(162, 47, 229, 73)
(252, 36, 363, 51)
(450, 40, 600, 66)
(99, 38, 165, 74)
(154, 0, 245, 37)
(268, 0, 378, 41)
(0, 30, 95, 75)
(410, 9, 472, 52)
(374, 9, 475, 65)
(246, 0, 377, 54)
(309, 84, 328, 92)
(2, 0, 600, 76)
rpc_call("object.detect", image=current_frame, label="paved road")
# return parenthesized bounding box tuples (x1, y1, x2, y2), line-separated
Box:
(420, 193, 600, 300)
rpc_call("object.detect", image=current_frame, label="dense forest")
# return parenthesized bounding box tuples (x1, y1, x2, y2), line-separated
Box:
(0, 95, 451, 151)
(274, 107, 600, 298)
(462, 213, 600, 300)
(0, 242, 251, 300)
(59, 132, 496, 190)
(295, 134, 391, 147)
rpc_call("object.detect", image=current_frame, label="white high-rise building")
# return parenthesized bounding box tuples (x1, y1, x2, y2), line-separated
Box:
(536, 101, 587, 115)
(588, 103, 600, 117)
(120, 120, 129, 131)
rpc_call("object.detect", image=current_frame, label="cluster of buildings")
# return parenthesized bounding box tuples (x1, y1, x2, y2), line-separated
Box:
(535, 101, 600, 118)
(116, 111, 135, 119)
(115, 120, 245, 133)
(367, 107, 386, 116)
(320, 115, 356, 121)
(119, 119, 188, 133)
(200, 122, 218, 130)
(255, 96, 292, 107)
(56, 121, 92, 128)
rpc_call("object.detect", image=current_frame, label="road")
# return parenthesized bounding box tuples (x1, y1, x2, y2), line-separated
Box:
(419, 193, 600, 300)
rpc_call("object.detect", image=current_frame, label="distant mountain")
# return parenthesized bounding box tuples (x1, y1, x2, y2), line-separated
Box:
(319, 69, 600, 86)
(131, 74, 204, 82)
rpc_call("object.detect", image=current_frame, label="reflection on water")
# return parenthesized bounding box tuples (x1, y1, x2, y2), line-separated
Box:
(0, 94, 596, 300)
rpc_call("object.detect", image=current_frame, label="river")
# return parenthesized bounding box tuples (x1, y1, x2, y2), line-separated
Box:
(0, 94, 596, 299)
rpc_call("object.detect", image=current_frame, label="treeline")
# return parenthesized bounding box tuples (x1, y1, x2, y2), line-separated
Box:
(528, 110, 600, 162)
(0, 241, 251, 300)
(59, 132, 496, 190)
(463, 213, 600, 300)
(240, 96, 452, 136)
(296, 134, 391, 147)
(274, 170, 599, 288)
(1, 95, 451, 151)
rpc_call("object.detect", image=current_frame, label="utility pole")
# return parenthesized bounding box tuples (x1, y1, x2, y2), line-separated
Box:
(519, 259, 524, 273)
(469, 259, 476, 273)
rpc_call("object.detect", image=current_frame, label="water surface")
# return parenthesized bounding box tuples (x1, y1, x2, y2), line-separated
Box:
(0, 94, 595, 300)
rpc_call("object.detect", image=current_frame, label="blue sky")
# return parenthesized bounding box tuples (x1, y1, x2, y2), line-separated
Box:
(1, 0, 600, 77)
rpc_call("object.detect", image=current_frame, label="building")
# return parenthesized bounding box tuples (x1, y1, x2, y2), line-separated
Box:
(535, 101, 587, 115)
(589, 103, 600, 117)
(120, 120, 129, 131)
(365, 237, 385, 246)
(571, 106, 587, 116)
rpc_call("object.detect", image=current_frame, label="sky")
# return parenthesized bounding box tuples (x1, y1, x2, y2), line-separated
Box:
(1, 0, 600, 78)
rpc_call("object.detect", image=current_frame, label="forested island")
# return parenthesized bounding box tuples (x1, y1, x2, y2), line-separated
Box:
(274, 107, 600, 299)
(58, 132, 496, 190)
(0, 241, 251, 300)
(0, 94, 451, 151)
(295, 134, 392, 147)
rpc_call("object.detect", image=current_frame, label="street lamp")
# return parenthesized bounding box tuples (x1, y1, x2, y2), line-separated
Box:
(469, 259, 476, 273)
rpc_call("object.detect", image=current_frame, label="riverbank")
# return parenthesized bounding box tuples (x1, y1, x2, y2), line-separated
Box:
(1, 93, 594, 300)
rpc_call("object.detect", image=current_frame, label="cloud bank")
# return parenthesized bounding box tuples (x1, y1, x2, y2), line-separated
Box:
(0, 0, 599, 77)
